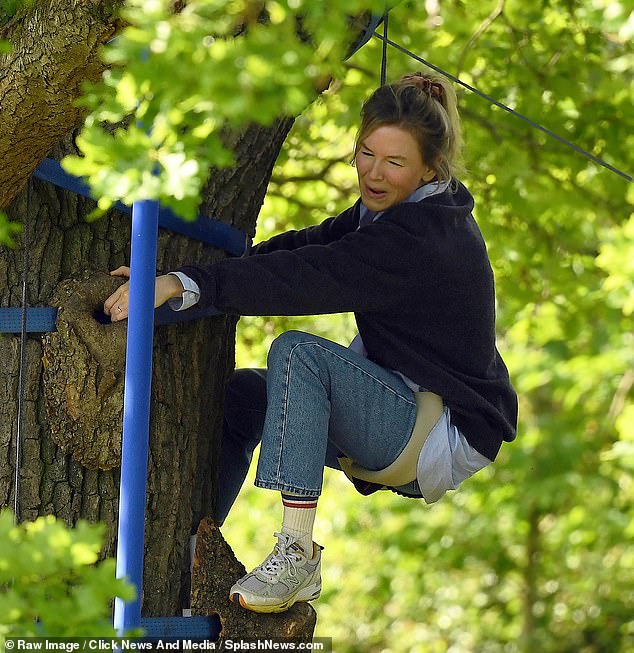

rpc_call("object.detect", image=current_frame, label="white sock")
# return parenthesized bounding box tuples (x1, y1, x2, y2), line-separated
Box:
(281, 492, 318, 557)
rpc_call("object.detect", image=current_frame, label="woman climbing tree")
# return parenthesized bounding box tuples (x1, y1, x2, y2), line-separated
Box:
(104, 72, 518, 614)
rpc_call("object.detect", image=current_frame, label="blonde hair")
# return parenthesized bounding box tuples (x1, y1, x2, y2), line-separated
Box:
(354, 72, 465, 183)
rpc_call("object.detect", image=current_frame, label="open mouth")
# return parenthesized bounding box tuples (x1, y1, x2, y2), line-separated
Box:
(365, 185, 388, 201)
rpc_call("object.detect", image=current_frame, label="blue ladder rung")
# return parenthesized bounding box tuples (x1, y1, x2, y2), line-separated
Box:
(139, 616, 221, 640)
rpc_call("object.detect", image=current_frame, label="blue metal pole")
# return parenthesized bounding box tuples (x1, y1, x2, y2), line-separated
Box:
(113, 199, 160, 633)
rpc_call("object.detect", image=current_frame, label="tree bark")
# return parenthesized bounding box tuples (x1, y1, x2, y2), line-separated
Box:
(1, 113, 293, 616)
(0, 3, 296, 625)
(0, 0, 123, 210)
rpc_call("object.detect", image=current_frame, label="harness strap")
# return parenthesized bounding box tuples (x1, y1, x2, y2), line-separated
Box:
(34, 158, 249, 256)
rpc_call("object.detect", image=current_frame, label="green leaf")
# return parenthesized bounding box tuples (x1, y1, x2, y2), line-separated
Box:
(0, 509, 135, 638)
(0, 212, 22, 247)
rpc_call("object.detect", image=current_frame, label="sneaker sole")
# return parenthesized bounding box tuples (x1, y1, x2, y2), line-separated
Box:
(231, 582, 321, 614)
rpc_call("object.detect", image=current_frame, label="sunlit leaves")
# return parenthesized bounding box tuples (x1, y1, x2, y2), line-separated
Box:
(0, 510, 135, 639)
(596, 213, 634, 316)
(0, 211, 22, 247)
(46, 0, 634, 649)
(230, 1, 633, 651)
(63, 0, 391, 220)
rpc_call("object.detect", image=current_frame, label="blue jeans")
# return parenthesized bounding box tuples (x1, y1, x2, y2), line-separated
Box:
(214, 331, 421, 524)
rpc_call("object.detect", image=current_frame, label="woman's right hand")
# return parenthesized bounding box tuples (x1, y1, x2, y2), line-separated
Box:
(103, 266, 185, 322)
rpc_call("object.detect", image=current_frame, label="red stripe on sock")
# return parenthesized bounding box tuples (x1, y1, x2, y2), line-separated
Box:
(282, 499, 318, 509)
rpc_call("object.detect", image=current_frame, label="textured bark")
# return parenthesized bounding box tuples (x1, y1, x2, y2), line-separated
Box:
(1, 113, 293, 616)
(43, 271, 127, 470)
(0, 0, 123, 210)
(191, 519, 317, 644)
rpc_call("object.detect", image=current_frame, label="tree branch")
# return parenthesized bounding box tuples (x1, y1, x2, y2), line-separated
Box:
(270, 156, 348, 184)
(456, 0, 506, 76)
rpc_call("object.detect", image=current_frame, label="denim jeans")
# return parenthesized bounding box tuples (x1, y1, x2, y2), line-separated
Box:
(214, 330, 421, 524)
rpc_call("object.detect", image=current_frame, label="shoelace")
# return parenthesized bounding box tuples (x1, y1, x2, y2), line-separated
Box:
(257, 532, 304, 580)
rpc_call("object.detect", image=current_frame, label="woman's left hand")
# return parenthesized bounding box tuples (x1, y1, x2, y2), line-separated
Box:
(103, 267, 132, 322)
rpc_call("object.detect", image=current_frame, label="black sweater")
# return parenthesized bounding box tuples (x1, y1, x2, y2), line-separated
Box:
(179, 181, 518, 460)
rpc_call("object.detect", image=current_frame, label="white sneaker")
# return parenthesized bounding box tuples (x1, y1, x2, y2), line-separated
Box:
(229, 532, 322, 613)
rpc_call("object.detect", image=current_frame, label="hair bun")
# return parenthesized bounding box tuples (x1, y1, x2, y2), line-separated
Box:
(400, 72, 444, 100)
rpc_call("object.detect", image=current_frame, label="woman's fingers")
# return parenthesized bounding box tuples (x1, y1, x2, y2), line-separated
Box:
(104, 275, 130, 322)
(110, 266, 131, 278)
(104, 288, 129, 322)
(111, 294, 129, 322)
(105, 267, 131, 322)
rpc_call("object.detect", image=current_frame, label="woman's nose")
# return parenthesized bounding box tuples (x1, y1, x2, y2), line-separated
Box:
(368, 160, 384, 180)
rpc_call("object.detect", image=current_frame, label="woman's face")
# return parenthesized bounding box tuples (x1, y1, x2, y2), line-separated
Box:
(355, 125, 435, 212)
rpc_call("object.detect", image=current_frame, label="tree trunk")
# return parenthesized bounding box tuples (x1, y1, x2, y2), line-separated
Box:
(0, 0, 124, 210)
(0, 115, 293, 616)
(521, 503, 540, 653)
(192, 519, 317, 644)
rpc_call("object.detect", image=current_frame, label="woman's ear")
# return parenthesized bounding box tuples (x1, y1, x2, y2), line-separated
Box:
(421, 166, 436, 183)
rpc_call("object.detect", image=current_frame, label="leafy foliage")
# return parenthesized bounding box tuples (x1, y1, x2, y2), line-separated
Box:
(224, 1, 634, 651)
(62, 0, 394, 221)
(0, 509, 135, 639)
(0, 0, 32, 24)
(3, 0, 633, 649)
(0, 211, 21, 247)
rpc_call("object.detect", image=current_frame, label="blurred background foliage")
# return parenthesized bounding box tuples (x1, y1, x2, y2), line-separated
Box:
(221, 1, 633, 651)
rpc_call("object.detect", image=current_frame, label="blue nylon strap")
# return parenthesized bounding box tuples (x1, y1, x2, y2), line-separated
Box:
(33, 158, 248, 257)
(139, 616, 221, 639)
(0, 307, 58, 333)
(0, 303, 220, 333)
(4, 158, 231, 334)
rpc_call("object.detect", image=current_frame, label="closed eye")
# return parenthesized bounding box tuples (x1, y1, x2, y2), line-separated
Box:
(389, 160, 404, 167)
